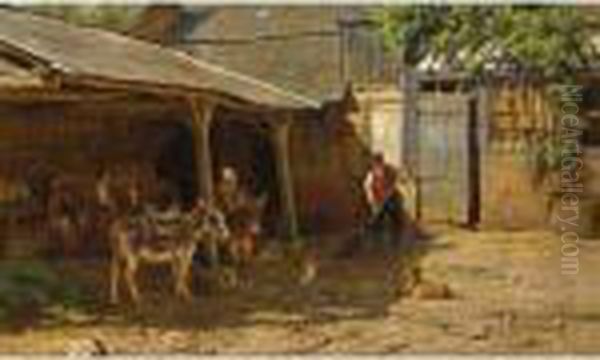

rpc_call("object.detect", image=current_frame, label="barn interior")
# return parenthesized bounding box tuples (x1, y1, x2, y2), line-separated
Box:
(0, 96, 284, 258)
(210, 108, 281, 235)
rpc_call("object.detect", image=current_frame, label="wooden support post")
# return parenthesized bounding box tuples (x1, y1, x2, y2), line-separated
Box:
(188, 97, 216, 203)
(270, 114, 299, 240)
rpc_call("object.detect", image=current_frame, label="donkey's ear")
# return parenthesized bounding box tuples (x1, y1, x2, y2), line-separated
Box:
(195, 198, 207, 210)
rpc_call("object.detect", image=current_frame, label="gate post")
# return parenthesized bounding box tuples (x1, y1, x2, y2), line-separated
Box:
(476, 79, 491, 227)
(402, 69, 422, 221)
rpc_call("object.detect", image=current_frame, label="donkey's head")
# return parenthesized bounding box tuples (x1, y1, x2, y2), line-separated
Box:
(192, 199, 230, 243)
(228, 193, 267, 238)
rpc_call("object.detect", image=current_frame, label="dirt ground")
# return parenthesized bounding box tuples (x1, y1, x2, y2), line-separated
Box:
(0, 227, 598, 354)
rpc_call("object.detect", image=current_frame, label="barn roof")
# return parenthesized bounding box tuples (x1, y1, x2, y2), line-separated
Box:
(0, 8, 319, 110)
(130, 6, 367, 104)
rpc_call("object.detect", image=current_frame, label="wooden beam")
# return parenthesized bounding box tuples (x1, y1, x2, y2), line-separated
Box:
(60, 74, 281, 114)
(188, 97, 216, 203)
(270, 112, 299, 240)
(0, 88, 133, 103)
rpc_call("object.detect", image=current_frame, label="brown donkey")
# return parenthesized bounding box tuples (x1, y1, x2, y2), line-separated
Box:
(108, 200, 230, 304)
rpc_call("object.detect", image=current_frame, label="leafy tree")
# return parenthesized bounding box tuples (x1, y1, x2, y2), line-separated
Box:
(26, 5, 142, 33)
(372, 6, 596, 185)
(372, 6, 597, 79)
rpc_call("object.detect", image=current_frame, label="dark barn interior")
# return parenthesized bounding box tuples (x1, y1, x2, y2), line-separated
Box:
(210, 110, 281, 236)
(0, 99, 289, 259)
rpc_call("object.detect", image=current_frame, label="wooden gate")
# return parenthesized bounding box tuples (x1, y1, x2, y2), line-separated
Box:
(409, 89, 478, 225)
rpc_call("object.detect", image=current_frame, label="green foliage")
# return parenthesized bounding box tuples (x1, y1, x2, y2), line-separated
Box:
(0, 260, 88, 323)
(26, 5, 142, 33)
(532, 137, 562, 186)
(372, 6, 596, 79)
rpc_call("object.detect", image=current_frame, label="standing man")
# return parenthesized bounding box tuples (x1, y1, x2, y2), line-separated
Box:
(363, 152, 403, 247)
(217, 166, 247, 214)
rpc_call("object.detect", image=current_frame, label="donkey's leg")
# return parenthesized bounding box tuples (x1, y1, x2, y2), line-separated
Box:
(109, 255, 121, 304)
(202, 238, 219, 269)
(228, 243, 241, 288)
(124, 258, 141, 304)
(172, 259, 184, 299)
(174, 253, 194, 302)
(180, 254, 194, 301)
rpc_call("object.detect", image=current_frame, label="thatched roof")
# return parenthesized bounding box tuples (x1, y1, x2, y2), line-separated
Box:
(0, 8, 318, 110)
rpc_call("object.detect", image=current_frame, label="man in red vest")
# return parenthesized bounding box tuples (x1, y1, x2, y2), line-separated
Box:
(363, 152, 403, 247)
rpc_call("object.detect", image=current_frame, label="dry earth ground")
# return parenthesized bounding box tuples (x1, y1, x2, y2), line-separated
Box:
(0, 228, 598, 354)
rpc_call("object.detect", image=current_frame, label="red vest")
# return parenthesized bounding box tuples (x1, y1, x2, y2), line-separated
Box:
(370, 166, 388, 204)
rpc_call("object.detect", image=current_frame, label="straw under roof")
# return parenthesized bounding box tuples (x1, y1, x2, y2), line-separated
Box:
(0, 57, 43, 88)
(0, 8, 319, 110)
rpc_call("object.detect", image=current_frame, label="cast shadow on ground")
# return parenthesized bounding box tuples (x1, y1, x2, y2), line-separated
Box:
(75, 211, 438, 333)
